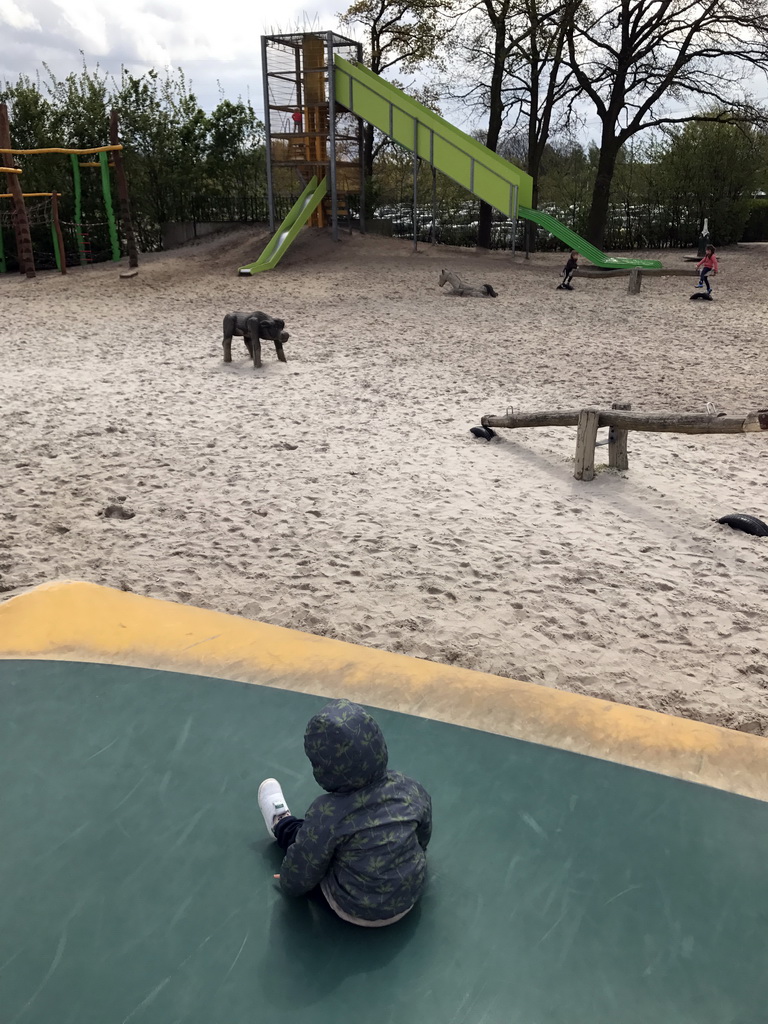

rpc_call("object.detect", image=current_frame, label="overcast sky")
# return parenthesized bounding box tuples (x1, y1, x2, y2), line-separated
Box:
(0, 0, 353, 116)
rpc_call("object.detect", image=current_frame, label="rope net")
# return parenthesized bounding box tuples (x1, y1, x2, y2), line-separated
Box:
(0, 194, 121, 272)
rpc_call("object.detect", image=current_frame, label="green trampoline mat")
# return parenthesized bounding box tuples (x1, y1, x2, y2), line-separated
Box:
(1, 660, 767, 1024)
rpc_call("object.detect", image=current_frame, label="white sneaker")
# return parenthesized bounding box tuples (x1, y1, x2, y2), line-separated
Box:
(258, 778, 290, 837)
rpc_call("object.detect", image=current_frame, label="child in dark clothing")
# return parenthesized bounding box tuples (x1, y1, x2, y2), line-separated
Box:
(557, 251, 579, 290)
(258, 698, 432, 927)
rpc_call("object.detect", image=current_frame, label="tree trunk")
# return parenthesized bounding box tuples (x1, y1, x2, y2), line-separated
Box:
(585, 136, 621, 248)
(524, 180, 540, 254)
(525, 109, 543, 254)
(477, 201, 493, 249)
(477, 4, 509, 250)
(363, 121, 375, 219)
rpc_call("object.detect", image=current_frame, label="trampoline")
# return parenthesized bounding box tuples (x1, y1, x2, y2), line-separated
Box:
(1, 584, 767, 1023)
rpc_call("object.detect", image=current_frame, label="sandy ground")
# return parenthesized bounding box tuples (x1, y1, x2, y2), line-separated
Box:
(2, 228, 768, 734)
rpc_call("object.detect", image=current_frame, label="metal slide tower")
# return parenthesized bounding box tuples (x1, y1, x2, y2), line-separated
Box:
(261, 32, 364, 240)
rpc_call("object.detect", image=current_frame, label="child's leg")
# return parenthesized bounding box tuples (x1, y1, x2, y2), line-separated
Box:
(703, 267, 712, 292)
(273, 815, 304, 851)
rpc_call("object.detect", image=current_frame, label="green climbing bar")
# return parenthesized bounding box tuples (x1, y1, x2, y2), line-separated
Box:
(99, 150, 121, 261)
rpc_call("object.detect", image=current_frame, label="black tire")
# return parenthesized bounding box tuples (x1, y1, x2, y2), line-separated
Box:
(716, 513, 768, 537)
(469, 426, 494, 441)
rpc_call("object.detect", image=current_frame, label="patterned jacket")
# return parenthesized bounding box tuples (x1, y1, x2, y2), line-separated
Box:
(279, 699, 432, 921)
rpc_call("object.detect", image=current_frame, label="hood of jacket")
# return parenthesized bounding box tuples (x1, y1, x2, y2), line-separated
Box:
(303, 698, 388, 793)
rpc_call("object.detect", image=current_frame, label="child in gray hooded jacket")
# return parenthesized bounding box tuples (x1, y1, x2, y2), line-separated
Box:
(258, 698, 432, 927)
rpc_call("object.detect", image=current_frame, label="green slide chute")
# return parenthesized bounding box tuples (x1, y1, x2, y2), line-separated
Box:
(239, 175, 327, 275)
(517, 206, 662, 268)
(333, 55, 661, 270)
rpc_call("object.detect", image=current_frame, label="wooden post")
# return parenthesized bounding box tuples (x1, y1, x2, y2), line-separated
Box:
(0, 102, 35, 278)
(50, 192, 66, 274)
(481, 409, 768, 434)
(608, 401, 631, 471)
(109, 110, 139, 269)
(628, 267, 642, 294)
(574, 409, 600, 481)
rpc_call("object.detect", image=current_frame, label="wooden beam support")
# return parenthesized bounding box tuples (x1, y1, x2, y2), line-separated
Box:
(0, 144, 123, 156)
(574, 409, 600, 481)
(0, 103, 34, 278)
(481, 409, 768, 435)
(608, 401, 631, 471)
(628, 267, 642, 294)
(109, 111, 139, 269)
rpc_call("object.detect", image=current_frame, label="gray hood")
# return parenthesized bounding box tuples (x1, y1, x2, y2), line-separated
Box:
(303, 698, 388, 793)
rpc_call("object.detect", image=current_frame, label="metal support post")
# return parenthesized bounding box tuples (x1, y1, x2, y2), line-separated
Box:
(412, 117, 419, 252)
(327, 31, 339, 242)
(356, 42, 365, 234)
(261, 36, 275, 231)
(511, 184, 518, 257)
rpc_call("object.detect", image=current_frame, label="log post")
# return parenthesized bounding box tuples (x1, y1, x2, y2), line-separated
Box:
(574, 409, 600, 481)
(482, 409, 768, 434)
(628, 267, 642, 294)
(0, 102, 35, 278)
(109, 110, 139, 269)
(608, 401, 631, 471)
(50, 191, 67, 274)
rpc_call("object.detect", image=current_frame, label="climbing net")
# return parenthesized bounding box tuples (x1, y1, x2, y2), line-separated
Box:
(0, 195, 117, 273)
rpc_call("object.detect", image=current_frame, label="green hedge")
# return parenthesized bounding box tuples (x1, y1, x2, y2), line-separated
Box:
(741, 199, 768, 242)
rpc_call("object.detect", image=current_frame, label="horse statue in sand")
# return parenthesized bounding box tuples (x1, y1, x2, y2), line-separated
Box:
(438, 268, 498, 298)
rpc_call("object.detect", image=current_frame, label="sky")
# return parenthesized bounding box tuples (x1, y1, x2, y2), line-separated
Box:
(0, 0, 353, 116)
(4, 0, 767, 148)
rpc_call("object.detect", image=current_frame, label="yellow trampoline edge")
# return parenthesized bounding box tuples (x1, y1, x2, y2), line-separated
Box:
(1, 580, 766, 801)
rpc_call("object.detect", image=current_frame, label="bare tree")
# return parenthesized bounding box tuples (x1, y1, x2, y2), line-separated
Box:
(504, 0, 581, 249)
(449, 0, 579, 248)
(567, 0, 768, 247)
(449, 0, 515, 248)
(338, 0, 453, 184)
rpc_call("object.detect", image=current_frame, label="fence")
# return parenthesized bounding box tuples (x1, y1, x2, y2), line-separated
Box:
(375, 198, 713, 251)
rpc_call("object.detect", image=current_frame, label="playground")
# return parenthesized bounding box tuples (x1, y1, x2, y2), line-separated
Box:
(3, 31, 768, 1019)
(2, 229, 768, 734)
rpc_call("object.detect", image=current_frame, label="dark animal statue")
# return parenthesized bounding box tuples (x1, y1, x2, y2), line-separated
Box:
(222, 311, 290, 369)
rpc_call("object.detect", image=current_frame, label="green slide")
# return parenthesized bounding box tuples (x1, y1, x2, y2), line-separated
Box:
(518, 206, 662, 268)
(333, 55, 662, 270)
(238, 175, 327, 275)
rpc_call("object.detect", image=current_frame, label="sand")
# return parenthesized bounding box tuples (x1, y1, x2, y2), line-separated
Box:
(2, 228, 768, 734)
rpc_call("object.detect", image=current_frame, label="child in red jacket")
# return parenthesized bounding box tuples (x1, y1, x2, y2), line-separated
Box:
(696, 245, 718, 293)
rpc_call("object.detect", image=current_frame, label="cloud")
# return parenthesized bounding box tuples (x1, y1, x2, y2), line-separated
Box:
(0, 0, 354, 112)
(0, 0, 41, 31)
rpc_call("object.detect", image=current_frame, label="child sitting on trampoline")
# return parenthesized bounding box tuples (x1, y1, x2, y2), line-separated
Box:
(258, 697, 432, 927)
(557, 250, 579, 290)
(695, 245, 718, 293)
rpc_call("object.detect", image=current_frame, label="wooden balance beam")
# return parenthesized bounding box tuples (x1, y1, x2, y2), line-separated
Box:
(481, 406, 768, 481)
